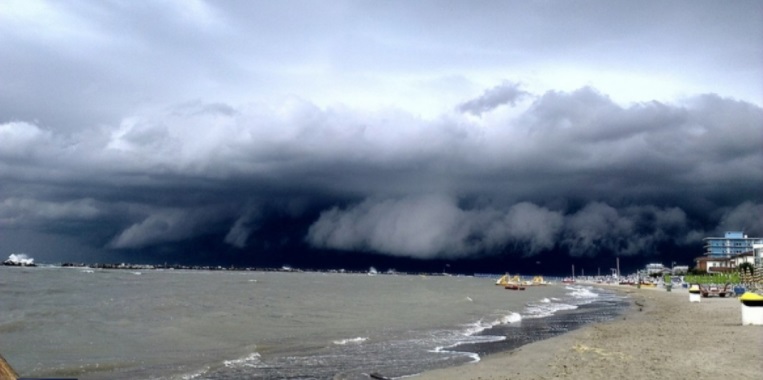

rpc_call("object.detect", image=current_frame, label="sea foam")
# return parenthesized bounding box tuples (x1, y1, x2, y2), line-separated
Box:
(223, 352, 262, 368)
(524, 301, 578, 319)
(462, 311, 522, 336)
(5, 253, 34, 265)
(566, 285, 600, 299)
(430, 345, 481, 364)
(333, 337, 368, 345)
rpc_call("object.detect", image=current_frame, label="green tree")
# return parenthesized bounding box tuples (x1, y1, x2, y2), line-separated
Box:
(688, 267, 707, 275)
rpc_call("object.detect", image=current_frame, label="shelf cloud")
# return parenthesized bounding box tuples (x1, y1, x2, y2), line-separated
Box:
(1, 1, 761, 267)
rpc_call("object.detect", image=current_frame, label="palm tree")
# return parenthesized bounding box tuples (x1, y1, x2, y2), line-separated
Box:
(738, 262, 754, 275)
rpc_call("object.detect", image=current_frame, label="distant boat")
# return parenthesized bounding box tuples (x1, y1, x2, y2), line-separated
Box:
(496, 274, 523, 285)
(497, 274, 526, 290)
(368, 267, 378, 276)
(531, 276, 549, 286)
(561, 277, 575, 284)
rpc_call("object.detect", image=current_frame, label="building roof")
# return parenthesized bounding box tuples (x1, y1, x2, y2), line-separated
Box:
(695, 250, 754, 261)
(694, 256, 723, 262)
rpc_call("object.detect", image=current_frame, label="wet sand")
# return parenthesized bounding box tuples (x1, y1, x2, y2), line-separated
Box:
(414, 286, 763, 380)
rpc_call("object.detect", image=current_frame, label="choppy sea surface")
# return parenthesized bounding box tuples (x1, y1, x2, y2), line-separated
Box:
(0, 266, 627, 379)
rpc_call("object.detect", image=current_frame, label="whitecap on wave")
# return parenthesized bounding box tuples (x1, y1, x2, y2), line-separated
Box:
(523, 301, 578, 319)
(462, 311, 521, 336)
(430, 345, 481, 363)
(180, 366, 209, 380)
(566, 285, 599, 297)
(333, 337, 368, 345)
(223, 352, 263, 368)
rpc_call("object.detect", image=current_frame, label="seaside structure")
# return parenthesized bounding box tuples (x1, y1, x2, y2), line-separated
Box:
(694, 252, 756, 273)
(645, 263, 665, 275)
(638, 263, 687, 276)
(693, 231, 763, 273)
(754, 243, 763, 266)
(703, 231, 763, 257)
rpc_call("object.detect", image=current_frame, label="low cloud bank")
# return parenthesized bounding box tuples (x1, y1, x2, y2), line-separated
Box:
(1, 85, 761, 260)
(307, 195, 707, 259)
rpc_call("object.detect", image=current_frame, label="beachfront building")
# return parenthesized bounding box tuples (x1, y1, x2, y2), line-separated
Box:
(639, 263, 686, 275)
(694, 251, 755, 273)
(645, 263, 666, 275)
(695, 256, 729, 273)
(703, 231, 763, 257)
(754, 244, 763, 266)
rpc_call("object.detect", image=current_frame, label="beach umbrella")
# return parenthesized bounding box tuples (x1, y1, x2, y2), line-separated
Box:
(742, 267, 751, 286)
(754, 264, 763, 291)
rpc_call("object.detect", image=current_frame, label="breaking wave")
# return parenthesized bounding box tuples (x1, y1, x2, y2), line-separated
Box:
(333, 337, 368, 345)
(462, 311, 522, 336)
(223, 352, 262, 368)
(524, 300, 578, 319)
(5, 253, 34, 265)
(565, 285, 600, 300)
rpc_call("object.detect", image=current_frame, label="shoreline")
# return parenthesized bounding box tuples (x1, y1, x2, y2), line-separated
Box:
(452, 289, 629, 360)
(413, 285, 763, 380)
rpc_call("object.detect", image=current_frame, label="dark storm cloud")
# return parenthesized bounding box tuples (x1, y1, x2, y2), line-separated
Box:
(306, 197, 566, 258)
(1, 1, 761, 263)
(0, 197, 101, 224)
(224, 203, 262, 249)
(716, 202, 763, 237)
(306, 196, 702, 259)
(2, 87, 761, 260)
(108, 206, 231, 249)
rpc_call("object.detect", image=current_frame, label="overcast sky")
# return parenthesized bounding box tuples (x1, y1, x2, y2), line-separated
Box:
(1, 0, 761, 269)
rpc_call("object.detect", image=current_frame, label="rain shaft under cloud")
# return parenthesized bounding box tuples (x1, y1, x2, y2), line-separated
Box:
(0, 1, 761, 268)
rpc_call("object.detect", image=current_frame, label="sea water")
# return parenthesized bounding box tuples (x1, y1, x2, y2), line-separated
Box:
(0, 267, 627, 379)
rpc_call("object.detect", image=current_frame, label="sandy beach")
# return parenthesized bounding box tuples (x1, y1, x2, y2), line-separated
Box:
(415, 286, 763, 380)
